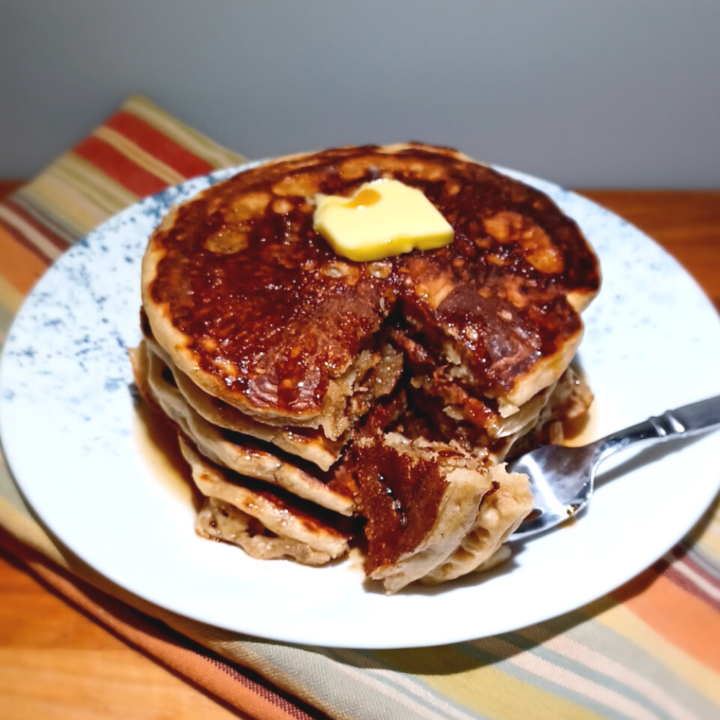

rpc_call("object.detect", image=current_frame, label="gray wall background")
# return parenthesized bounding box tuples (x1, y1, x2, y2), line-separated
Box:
(1, 0, 719, 188)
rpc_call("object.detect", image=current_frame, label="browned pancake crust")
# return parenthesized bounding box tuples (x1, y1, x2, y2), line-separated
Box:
(145, 143, 599, 420)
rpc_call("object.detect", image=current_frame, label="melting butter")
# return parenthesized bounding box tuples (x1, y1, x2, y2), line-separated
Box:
(313, 179, 454, 262)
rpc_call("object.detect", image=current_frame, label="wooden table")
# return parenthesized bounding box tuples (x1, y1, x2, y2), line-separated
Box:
(1, 181, 718, 719)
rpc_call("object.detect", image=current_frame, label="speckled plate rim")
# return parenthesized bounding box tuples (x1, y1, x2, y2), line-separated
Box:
(1, 161, 720, 650)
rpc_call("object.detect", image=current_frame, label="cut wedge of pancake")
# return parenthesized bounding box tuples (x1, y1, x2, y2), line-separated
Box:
(422, 465, 534, 584)
(349, 432, 531, 593)
(142, 143, 599, 432)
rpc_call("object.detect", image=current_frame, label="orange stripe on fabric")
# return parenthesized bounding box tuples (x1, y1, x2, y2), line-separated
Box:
(613, 568, 720, 674)
(0, 222, 50, 296)
(105, 111, 214, 179)
(72, 136, 169, 197)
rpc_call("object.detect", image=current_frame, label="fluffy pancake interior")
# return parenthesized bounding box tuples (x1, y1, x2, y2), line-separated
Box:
(349, 433, 526, 593)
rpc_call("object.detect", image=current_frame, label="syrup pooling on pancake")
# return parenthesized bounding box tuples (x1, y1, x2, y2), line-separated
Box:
(143, 143, 599, 423)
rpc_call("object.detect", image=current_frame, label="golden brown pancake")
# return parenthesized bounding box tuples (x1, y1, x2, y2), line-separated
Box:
(196, 497, 340, 566)
(142, 143, 600, 433)
(141, 318, 348, 471)
(130, 340, 356, 515)
(180, 438, 351, 563)
(135, 142, 600, 591)
(130, 343, 353, 563)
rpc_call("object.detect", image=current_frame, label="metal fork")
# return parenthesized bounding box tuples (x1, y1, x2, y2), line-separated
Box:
(508, 394, 720, 540)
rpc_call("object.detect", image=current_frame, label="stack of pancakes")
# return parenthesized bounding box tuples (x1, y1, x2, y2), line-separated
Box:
(130, 143, 600, 593)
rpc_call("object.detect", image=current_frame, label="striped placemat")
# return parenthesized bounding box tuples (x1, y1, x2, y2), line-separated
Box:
(1, 96, 719, 720)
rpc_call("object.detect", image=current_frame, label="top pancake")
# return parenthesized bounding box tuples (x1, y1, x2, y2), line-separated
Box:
(143, 143, 600, 425)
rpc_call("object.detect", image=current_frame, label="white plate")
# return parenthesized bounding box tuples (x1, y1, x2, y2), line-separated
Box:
(2, 163, 720, 649)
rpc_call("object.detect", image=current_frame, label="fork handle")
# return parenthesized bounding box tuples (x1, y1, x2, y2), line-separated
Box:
(598, 394, 720, 461)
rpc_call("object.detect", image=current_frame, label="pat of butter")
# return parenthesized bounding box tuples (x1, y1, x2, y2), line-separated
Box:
(313, 179, 454, 262)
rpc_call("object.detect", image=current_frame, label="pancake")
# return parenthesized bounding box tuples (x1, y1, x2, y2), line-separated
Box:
(133, 340, 355, 515)
(196, 498, 339, 566)
(141, 319, 349, 471)
(180, 438, 351, 563)
(509, 365, 594, 452)
(142, 143, 600, 434)
(422, 467, 534, 584)
(349, 432, 532, 593)
(134, 142, 600, 592)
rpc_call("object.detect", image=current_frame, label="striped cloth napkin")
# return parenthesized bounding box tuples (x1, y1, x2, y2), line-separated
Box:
(1, 96, 719, 720)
